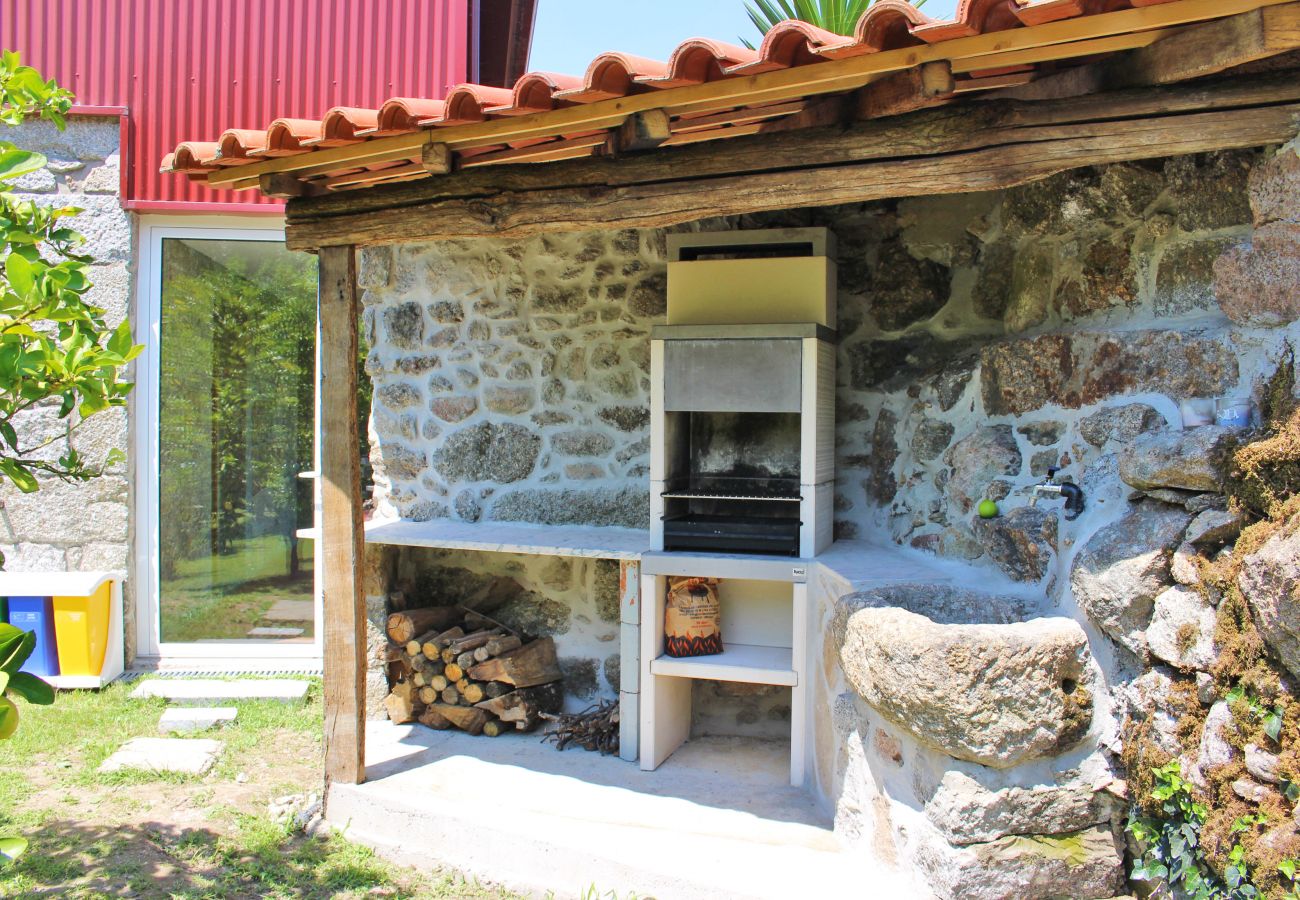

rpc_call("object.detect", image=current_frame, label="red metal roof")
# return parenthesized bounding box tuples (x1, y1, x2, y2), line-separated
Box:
(162, 0, 1282, 198)
(0, 0, 474, 210)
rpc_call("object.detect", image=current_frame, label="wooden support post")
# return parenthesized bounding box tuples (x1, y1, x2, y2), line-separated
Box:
(318, 244, 366, 786)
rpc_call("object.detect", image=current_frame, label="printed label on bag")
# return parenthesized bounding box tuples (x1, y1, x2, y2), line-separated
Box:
(664, 576, 723, 657)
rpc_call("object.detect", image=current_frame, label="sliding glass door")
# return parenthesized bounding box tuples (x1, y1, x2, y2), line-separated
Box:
(155, 234, 318, 646)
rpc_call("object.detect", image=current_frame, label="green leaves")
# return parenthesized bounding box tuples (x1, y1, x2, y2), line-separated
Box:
(0, 144, 44, 182)
(739, 0, 923, 49)
(7, 671, 54, 705)
(0, 835, 27, 863)
(0, 56, 144, 494)
(0, 623, 33, 672)
(0, 50, 73, 128)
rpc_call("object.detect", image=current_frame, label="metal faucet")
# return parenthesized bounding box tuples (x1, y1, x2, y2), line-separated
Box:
(1030, 467, 1085, 520)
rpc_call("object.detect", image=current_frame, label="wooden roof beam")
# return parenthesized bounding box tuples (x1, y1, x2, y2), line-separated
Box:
(283, 74, 1300, 250)
(997, 2, 1300, 101)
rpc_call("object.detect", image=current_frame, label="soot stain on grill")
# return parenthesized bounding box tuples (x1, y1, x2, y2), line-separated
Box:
(689, 412, 801, 480)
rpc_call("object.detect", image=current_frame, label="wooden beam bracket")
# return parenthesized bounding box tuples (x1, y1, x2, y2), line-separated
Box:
(421, 141, 453, 175)
(616, 109, 672, 153)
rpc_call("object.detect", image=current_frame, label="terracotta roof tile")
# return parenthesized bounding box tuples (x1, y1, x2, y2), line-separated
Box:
(257, 118, 323, 157)
(161, 0, 1277, 192)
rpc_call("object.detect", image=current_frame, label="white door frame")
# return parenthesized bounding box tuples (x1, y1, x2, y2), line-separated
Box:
(133, 215, 323, 664)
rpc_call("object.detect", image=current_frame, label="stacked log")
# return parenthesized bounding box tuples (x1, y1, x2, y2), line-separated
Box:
(381, 605, 563, 735)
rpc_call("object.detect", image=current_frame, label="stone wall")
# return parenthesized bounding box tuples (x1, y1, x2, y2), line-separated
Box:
(359, 231, 665, 528)
(362, 138, 1300, 897)
(1, 116, 135, 657)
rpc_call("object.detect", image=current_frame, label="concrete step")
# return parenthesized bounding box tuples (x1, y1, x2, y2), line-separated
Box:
(246, 626, 305, 638)
(158, 706, 238, 734)
(330, 722, 927, 900)
(100, 737, 223, 775)
(131, 678, 309, 705)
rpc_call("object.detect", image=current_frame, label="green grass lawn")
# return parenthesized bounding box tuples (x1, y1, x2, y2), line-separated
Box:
(0, 679, 519, 899)
(161, 534, 315, 643)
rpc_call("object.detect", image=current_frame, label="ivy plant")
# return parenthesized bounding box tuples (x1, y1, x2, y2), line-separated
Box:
(0, 622, 55, 862)
(0, 51, 141, 536)
(1129, 760, 1279, 899)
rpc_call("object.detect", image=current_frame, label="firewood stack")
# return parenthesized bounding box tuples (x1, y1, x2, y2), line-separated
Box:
(381, 605, 563, 736)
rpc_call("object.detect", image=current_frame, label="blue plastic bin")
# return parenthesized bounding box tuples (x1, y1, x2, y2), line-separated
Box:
(5, 596, 59, 677)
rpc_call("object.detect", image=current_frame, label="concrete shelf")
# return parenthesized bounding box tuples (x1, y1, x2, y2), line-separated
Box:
(650, 643, 796, 686)
(364, 518, 648, 560)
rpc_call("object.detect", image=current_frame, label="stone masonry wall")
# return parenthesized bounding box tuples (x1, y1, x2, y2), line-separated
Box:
(359, 231, 665, 528)
(2, 116, 134, 657)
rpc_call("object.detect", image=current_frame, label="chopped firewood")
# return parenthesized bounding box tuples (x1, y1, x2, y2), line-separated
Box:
(418, 706, 453, 730)
(387, 606, 463, 644)
(541, 699, 619, 754)
(468, 637, 561, 688)
(383, 681, 419, 724)
(441, 686, 461, 706)
(485, 681, 511, 699)
(429, 674, 449, 692)
(462, 682, 486, 704)
(481, 635, 522, 659)
(404, 639, 423, 657)
(456, 677, 471, 693)
(411, 671, 426, 688)
(448, 629, 501, 655)
(418, 685, 438, 705)
(456, 651, 477, 670)
(486, 632, 520, 652)
(475, 682, 563, 732)
(482, 719, 506, 737)
(440, 647, 457, 665)
(444, 663, 464, 682)
(429, 703, 490, 735)
(382, 642, 407, 663)
(425, 626, 465, 656)
(423, 658, 445, 676)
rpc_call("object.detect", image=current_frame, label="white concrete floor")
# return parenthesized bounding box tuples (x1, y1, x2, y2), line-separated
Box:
(328, 720, 923, 899)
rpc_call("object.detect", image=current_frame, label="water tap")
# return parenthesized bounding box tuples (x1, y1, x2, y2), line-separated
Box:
(1030, 466, 1085, 520)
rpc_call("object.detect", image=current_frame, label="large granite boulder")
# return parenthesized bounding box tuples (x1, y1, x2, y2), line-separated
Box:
(1070, 501, 1192, 654)
(1119, 427, 1234, 493)
(914, 823, 1125, 900)
(924, 769, 1116, 846)
(1238, 515, 1300, 680)
(836, 586, 1091, 768)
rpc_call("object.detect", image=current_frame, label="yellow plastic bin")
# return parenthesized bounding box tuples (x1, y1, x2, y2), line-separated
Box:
(52, 581, 113, 676)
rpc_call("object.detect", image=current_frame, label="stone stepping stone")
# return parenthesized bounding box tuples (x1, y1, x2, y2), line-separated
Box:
(158, 707, 238, 734)
(131, 678, 309, 705)
(100, 738, 223, 775)
(263, 598, 314, 622)
(247, 626, 304, 638)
